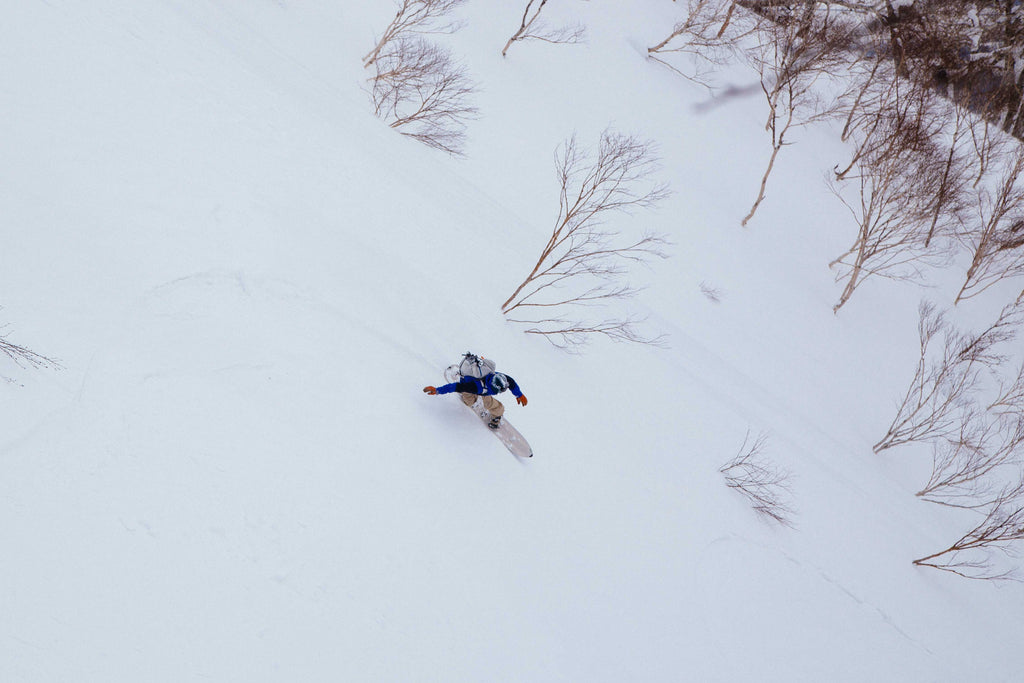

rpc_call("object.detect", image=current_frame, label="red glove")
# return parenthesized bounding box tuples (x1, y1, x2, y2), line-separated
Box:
(423, 386, 438, 395)
(517, 395, 528, 406)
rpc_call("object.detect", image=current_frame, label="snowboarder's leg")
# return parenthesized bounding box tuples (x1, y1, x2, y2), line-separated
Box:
(481, 395, 504, 419)
(459, 392, 478, 408)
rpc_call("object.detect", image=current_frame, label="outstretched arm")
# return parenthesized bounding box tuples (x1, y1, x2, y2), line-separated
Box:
(506, 376, 528, 406)
(423, 380, 477, 395)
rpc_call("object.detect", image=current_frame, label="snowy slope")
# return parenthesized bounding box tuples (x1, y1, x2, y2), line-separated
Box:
(3, 1, 1024, 681)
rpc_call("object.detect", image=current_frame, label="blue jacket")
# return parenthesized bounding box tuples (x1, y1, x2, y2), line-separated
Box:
(435, 372, 523, 398)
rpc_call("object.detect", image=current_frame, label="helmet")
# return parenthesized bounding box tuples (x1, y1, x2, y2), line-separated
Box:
(489, 372, 510, 393)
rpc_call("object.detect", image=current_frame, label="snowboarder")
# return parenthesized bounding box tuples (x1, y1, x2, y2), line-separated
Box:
(423, 352, 528, 429)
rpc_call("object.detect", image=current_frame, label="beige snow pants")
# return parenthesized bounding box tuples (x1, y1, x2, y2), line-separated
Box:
(460, 392, 504, 418)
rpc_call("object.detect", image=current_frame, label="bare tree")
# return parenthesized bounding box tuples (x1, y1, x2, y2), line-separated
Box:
(700, 281, 724, 303)
(990, 361, 1024, 418)
(833, 41, 896, 156)
(509, 315, 666, 349)
(917, 413, 1024, 509)
(874, 298, 1024, 453)
(833, 55, 923, 182)
(501, 130, 670, 348)
(827, 95, 956, 312)
(852, 0, 1024, 139)
(720, 431, 795, 527)
(0, 323, 60, 370)
(740, 2, 856, 226)
(923, 102, 974, 248)
(370, 37, 478, 155)
(955, 145, 1024, 303)
(966, 114, 1002, 187)
(913, 484, 1024, 581)
(647, 0, 758, 89)
(648, 0, 738, 54)
(502, 0, 585, 57)
(363, 0, 466, 68)
(874, 302, 964, 453)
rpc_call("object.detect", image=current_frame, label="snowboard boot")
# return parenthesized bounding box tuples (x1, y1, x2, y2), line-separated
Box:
(487, 415, 502, 430)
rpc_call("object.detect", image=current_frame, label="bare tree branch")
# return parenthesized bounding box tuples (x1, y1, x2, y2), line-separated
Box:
(955, 145, 1024, 303)
(720, 430, 796, 527)
(0, 322, 61, 371)
(508, 315, 668, 350)
(363, 0, 467, 68)
(502, 0, 585, 57)
(990, 361, 1024, 418)
(502, 130, 670, 349)
(370, 37, 478, 155)
(917, 414, 1024, 508)
(647, 0, 759, 90)
(740, 1, 856, 226)
(914, 484, 1024, 581)
(874, 298, 1024, 453)
(827, 90, 960, 312)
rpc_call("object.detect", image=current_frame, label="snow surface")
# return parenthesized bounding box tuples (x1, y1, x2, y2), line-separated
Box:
(3, 1, 1024, 681)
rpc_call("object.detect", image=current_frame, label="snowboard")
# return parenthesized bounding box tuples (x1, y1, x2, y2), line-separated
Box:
(444, 365, 534, 458)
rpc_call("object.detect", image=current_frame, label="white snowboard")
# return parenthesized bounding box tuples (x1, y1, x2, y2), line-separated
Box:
(464, 400, 533, 458)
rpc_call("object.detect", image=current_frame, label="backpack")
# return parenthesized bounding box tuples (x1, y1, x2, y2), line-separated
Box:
(458, 352, 496, 379)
